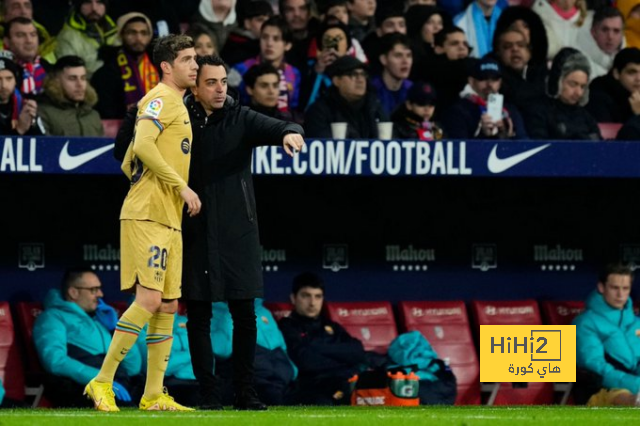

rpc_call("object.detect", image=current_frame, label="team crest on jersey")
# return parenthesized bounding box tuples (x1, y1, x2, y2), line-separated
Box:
(145, 98, 163, 117)
(181, 138, 190, 154)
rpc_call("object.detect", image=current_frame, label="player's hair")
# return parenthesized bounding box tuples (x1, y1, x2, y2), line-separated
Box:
(153, 34, 194, 73)
(598, 262, 634, 285)
(5, 16, 34, 37)
(292, 272, 325, 295)
(195, 55, 228, 83)
(243, 63, 279, 88)
(61, 267, 96, 299)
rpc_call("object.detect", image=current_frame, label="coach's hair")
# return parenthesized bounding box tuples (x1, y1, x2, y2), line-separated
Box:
(153, 34, 194, 74)
(598, 262, 634, 285)
(195, 55, 228, 83)
(61, 267, 96, 299)
(291, 272, 325, 295)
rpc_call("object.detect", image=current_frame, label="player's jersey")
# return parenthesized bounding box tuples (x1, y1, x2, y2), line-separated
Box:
(120, 82, 193, 230)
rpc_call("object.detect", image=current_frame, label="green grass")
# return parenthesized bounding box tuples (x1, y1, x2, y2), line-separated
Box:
(1, 406, 640, 426)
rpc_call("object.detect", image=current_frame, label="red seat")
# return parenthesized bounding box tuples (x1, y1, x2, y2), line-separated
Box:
(540, 301, 585, 325)
(102, 119, 123, 139)
(471, 300, 553, 405)
(324, 301, 397, 354)
(14, 302, 44, 375)
(398, 301, 480, 405)
(264, 302, 293, 321)
(598, 122, 622, 140)
(109, 301, 129, 317)
(0, 302, 26, 401)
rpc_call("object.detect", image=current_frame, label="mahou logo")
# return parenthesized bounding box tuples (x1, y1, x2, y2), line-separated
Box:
(83, 244, 120, 271)
(261, 246, 286, 272)
(385, 244, 435, 272)
(533, 244, 583, 272)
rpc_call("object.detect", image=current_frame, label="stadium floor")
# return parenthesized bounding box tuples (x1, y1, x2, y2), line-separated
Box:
(2, 406, 640, 425)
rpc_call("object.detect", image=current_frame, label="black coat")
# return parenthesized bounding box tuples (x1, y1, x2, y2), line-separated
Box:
(441, 97, 528, 140)
(182, 94, 304, 302)
(499, 63, 547, 117)
(524, 97, 601, 140)
(587, 73, 635, 124)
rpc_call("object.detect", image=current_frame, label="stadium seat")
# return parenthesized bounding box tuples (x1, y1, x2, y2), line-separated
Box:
(471, 300, 554, 405)
(540, 301, 585, 325)
(102, 119, 123, 139)
(109, 300, 129, 317)
(264, 302, 293, 321)
(14, 302, 44, 374)
(324, 301, 397, 354)
(0, 301, 26, 401)
(597, 122, 622, 140)
(398, 301, 481, 405)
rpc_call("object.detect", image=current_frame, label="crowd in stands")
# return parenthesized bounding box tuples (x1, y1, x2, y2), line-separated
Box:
(0, 0, 638, 141)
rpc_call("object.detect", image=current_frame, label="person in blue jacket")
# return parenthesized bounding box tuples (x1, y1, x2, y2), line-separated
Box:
(33, 268, 142, 407)
(211, 299, 298, 405)
(573, 263, 640, 406)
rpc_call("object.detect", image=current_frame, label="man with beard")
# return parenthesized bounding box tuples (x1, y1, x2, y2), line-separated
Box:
(92, 13, 159, 119)
(56, 0, 118, 76)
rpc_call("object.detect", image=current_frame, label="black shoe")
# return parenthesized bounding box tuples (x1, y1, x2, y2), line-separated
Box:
(199, 391, 224, 410)
(233, 388, 267, 411)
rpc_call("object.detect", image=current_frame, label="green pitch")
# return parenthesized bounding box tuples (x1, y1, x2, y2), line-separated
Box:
(1, 406, 640, 426)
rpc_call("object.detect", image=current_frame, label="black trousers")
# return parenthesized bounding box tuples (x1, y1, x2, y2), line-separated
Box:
(186, 299, 257, 398)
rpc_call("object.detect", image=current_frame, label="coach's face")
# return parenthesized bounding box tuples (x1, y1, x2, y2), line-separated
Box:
(193, 64, 227, 113)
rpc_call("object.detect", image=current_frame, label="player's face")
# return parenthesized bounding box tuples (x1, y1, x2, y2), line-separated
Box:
(248, 73, 279, 108)
(0, 70, 16, 103)
(70, 272, 104, 314)
(193, 64, 228, 111)
(167, 48, 199, 89)
(291, 287, 324, 318)
(598, 274, 632, 310)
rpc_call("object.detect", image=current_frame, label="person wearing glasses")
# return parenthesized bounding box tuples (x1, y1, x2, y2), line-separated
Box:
(32, 268, 143, 408)
(304, 55, 386, 138)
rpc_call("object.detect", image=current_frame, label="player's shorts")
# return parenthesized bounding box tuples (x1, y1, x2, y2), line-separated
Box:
(586, 388, 633, 406)
(120, 219, 182, 300)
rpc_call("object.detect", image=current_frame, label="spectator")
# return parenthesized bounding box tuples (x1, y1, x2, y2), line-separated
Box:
(407, 5, 451, 82)
(279, 272, 366, 406)
(524, 47, 601, 140)
(304, 55, 386, 138)
(347, 0, 376, 42)
(573, 263, 640, 406)
(244, 63, 293, 120)
(3, 17, 52, 95)
(618, 0, 640, 49)
(187, 24, 219, 57)
(319, 0, 349, 24)
(229, 16, 301, 114)
(361, 3, 406, 73)
(427, 26, 471, 117)
(220, 0, 273, 66)
(39, 55, 104, 137)
(56, 0, 118, 77)
(588, 48, 640, 125)
(441, 56, 527, 139)
(455, 0, 503, 58)
(532, 0, 590, 60)
(493, 5, 549, 66)
(33, 268, 143, 407)
(108, 0, 182, 36)
(493, 28, 547, 116)
(391, 80, 443, 140)
(0, 55, 43, 135)
(577, 7, 626, 80)
(280, 0, 321, 74)
(406, 0, 437, 6)
(212, 299, 298, 406)
(0, 0, 55, 63)
(92, 13, 158, 119)
(371, 33, 413, 116)
(191, 0, 238, 51)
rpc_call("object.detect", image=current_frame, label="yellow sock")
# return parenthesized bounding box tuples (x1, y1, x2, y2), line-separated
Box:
(143, 312, 174, 399)
(96, 302, 153, 383)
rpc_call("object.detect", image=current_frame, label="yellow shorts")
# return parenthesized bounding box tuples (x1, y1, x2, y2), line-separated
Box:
(586, 388, 633, 406)
(120, 219, 182, 300)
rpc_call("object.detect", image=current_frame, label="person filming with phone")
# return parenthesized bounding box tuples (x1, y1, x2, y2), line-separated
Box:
(441, 55, 527, 140)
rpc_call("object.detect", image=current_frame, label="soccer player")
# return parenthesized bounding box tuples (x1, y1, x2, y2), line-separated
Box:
(84, 34, 201, 412)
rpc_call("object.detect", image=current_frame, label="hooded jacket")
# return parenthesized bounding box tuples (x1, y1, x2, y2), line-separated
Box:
(39, 75, 104, 137)
(573, 290, 640, 393)
(587, 72, 636, 124)
(33, 289, 142, 385)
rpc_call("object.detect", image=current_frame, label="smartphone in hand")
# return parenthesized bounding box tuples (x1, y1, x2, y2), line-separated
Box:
(487, 93, 504, 122)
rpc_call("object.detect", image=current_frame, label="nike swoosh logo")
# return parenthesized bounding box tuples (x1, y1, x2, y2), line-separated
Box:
(59, 141, 115, 171)
(487, 143, 551, 174)
(184, 120, 190, 124)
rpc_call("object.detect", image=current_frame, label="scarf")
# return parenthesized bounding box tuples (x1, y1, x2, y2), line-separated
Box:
(9, 89, 23, 130)
(17, 57, 45, 95)
(470, 2, 501, 58)
(118, 50, 159, 106)
(550, 3, 578, 20)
